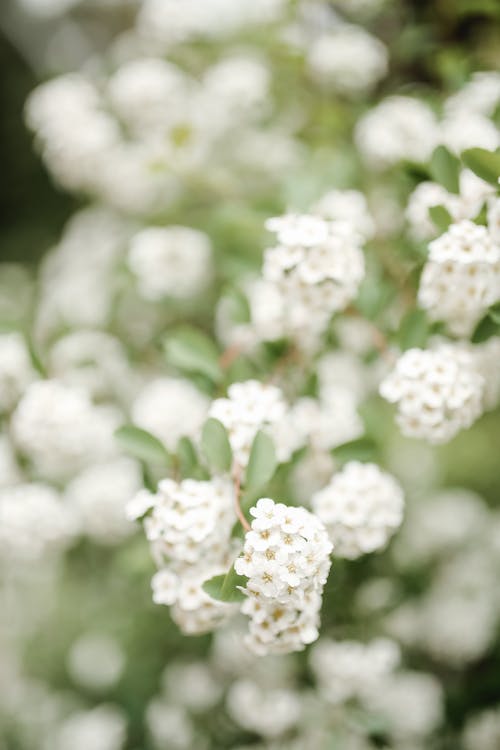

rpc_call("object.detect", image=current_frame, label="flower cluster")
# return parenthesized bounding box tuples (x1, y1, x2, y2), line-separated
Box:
(379, 346, 484, 443)
(128, 477, 237, 634)
(312, 461, 404, 558)
(235, 498, 333, 655)
(418, 220, 500, 336)
(0, 483, 75, 562)
(307, 24, 388, 95)
(261, 213, 366, 343)
(309, 637, 400, 704)
(11, 380, 119, 482)
(209, 380, 299, 467)
(131, 378, 209, 451)
(128, 227, 212, 301)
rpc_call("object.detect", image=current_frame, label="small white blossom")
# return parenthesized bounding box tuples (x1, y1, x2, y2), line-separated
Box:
(236, 498, 332, 654)
(0, 483, 75, 562)
(209, 380, 298, 467)
(52, 705, 126, 750)
(142, 477, 234, 565)
(308, 25, 388, 95)
(310, 637, 400, 704)
(312, 189, 375, 239)
(312, 461, 404, 559)
(152, 564, 237, 635)
(379, 346, 484, 444)
(67, 634, 125, 691)
(128, 226, 212, 301)
(463, 707, 500, 750)
(65, 459, 142, 545)
(226, 679, 301, 737)
(428, 220, 500, 265)
(131, 377, 209, 451)
(11, 380, 119, 481)
(355, 96, 438, 168)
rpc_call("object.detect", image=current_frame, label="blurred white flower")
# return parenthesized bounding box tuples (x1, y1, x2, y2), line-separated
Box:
(308, 25, 388, 95)
(128, 226, 212, 301)
(131, 377, 209, 451)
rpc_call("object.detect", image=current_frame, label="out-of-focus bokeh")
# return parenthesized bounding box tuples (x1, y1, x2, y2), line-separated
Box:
(1, 1, 500, 749)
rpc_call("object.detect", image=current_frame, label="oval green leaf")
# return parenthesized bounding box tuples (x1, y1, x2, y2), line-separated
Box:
(115, 425, 169, 465)
(201, 418, 232, 473)
(245, 430, 277, 491)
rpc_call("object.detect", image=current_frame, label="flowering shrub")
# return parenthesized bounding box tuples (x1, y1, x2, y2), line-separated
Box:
(2, 0, 500, 748)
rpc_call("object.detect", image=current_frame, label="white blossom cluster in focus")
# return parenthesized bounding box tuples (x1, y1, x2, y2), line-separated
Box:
(236, 498, 333, 655)
(128, 477, 238, 635)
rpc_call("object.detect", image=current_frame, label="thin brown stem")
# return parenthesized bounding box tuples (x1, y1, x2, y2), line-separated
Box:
(232, 464, 250, 532)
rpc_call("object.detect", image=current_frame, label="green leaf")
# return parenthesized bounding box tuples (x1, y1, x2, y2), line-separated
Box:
(471, 314, 500, 343)
(428, 204, 453, 233)
(177, 437, 198, 477)
(397, 309, 430, 350)
(221, 287, 251, 326)
(487, 302, 500, 325)
(115, 425, 169, 465)
(201, 418, 232, 473)
(333, 437, 378, 463)
(429, 145, 461, 193)
(164, 327, 222, 383)
(245, 430, 277, 491)
(202, 565, 247, 603)
(355, 273, 394, 319)
(461, 148, 500, 186)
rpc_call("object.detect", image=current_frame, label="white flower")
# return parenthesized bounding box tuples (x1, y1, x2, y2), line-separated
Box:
(312, 189, 375, 239)
(152, 564, 237, 635)
(226, 679, 301, 737)
(128, 226, 212, 301)
(355, 96, 438, 168)
(142, 477, 234, 565)
(52, 705, 126, 750)
(131, 377, 209, 451)
(49, 330, 135, 402)
(440, 112, 500, 154)
(137, 0, 286, 46)
(428, 220, 500, 264)
(203, 56, 270, 118)
(265, 213, 330, 247)
(11, 380, 119, 481)
(445, 71, 500, 119)
(236, 498, 332, 654)
(310, 637, 400, 704)
(209, 380, 297, 467)
(65, 458, 142, 545)
(406, 174, 494, 241)
(379, 346, 484, 444)
(361, 671, 443, 739)
(312, 462, 404, 559)
(262, 215, 366, 341)
(308, 25, 388, 95)
(107, 58, 189, 136)
(67, 634, 125, 691)
(0, 483, 75, 562)
(463, 707, 500, 750)
(418, 257, 500, 337)
(0, 332, 38, 412)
